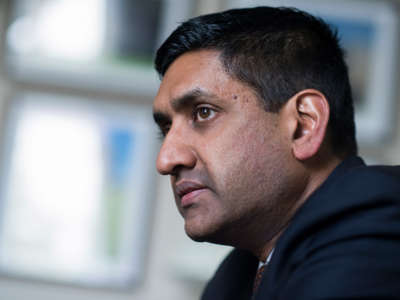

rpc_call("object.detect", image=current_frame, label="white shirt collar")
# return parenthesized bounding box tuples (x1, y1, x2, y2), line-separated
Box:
(258, 248, 275, 268)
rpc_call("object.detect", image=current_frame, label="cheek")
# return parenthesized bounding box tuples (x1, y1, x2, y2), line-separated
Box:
(210, 125, 288, 204)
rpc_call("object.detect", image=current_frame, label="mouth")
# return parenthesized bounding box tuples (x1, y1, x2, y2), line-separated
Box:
(175, 180, 208, 208)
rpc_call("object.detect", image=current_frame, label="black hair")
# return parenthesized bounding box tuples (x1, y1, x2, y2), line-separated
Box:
(155, 6, 357, 157)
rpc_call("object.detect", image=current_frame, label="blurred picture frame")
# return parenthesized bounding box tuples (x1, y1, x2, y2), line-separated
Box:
(0, 92, 157, 289)
(4, 0, 194, 96)
(226, 0, 399, 144)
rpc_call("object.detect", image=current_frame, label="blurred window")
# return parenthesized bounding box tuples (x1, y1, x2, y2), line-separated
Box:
(0, 93, 156, 288)
(5, 0, 193, 95)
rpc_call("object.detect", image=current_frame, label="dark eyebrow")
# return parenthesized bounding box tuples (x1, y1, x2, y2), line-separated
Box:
(170, 88, 214, 111)
(153, 88, 216, 126)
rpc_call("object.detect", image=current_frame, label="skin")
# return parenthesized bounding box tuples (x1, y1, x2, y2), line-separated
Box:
(153, 49, 340, 261)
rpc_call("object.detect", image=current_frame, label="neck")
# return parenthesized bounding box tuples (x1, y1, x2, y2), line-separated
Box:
(254, 154, 343, 261)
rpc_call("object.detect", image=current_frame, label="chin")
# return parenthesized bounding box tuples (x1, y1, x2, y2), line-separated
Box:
(184, 216, 216, 241)
(184, 223, 212, 242)
(187, 233, 208, 242)
(184, 218, 233, 245)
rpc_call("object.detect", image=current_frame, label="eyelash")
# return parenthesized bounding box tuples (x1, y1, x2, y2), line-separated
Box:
(157, 130, 166, 140)
(157, 124, 170, 140)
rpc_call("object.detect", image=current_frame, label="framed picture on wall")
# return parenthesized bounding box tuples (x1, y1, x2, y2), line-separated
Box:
(226, 0, 399, 144)
(0, 92, 157, 288)
(5, 0, 194, 96)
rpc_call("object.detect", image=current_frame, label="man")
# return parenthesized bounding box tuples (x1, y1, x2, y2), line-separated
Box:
(152, 6, 400, 300)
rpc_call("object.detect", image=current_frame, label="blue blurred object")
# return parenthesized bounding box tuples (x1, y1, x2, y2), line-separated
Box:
(106, 127, 135, 184)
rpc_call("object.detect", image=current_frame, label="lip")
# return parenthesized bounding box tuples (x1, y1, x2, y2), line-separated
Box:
(175, 180, 207, 207)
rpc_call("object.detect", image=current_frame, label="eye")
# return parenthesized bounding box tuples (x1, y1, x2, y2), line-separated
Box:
(157, 130, 166, 140)
(194, 106, 216, 122)
(157, 124, 171, 139)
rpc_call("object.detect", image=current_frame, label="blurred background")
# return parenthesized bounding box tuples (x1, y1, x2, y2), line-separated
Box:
(0, 0, 398, 299)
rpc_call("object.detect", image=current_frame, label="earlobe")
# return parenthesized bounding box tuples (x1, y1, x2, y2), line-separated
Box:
(290, 90, 330, 161)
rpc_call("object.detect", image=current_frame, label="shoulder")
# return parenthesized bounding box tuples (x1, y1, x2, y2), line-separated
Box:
(327, 163, 400, 198)
(313, 163, 400, 218)
(289, 160, 400, 234)
(303, 163, 400, 252)
(278, 159, 400, 256)
(265, 160, 400, 299)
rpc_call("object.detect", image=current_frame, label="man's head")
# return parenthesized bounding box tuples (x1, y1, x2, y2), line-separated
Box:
(152, 6, 357, 256)
(156, 6, 357, 157)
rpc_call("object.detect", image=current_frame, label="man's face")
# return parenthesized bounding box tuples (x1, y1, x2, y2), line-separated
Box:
(153, 50, 298, 247)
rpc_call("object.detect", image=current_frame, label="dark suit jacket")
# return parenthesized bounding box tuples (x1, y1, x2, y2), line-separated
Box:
(201, 156, 400, 300)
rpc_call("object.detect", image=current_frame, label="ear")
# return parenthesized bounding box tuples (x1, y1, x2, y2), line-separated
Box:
(282, 89, 330, 161)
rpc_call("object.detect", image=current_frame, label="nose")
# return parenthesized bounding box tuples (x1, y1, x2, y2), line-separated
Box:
(156, 127, 196, 175)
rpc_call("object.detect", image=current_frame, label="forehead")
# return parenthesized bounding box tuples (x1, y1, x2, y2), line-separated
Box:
(153, 50, 242, 110)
